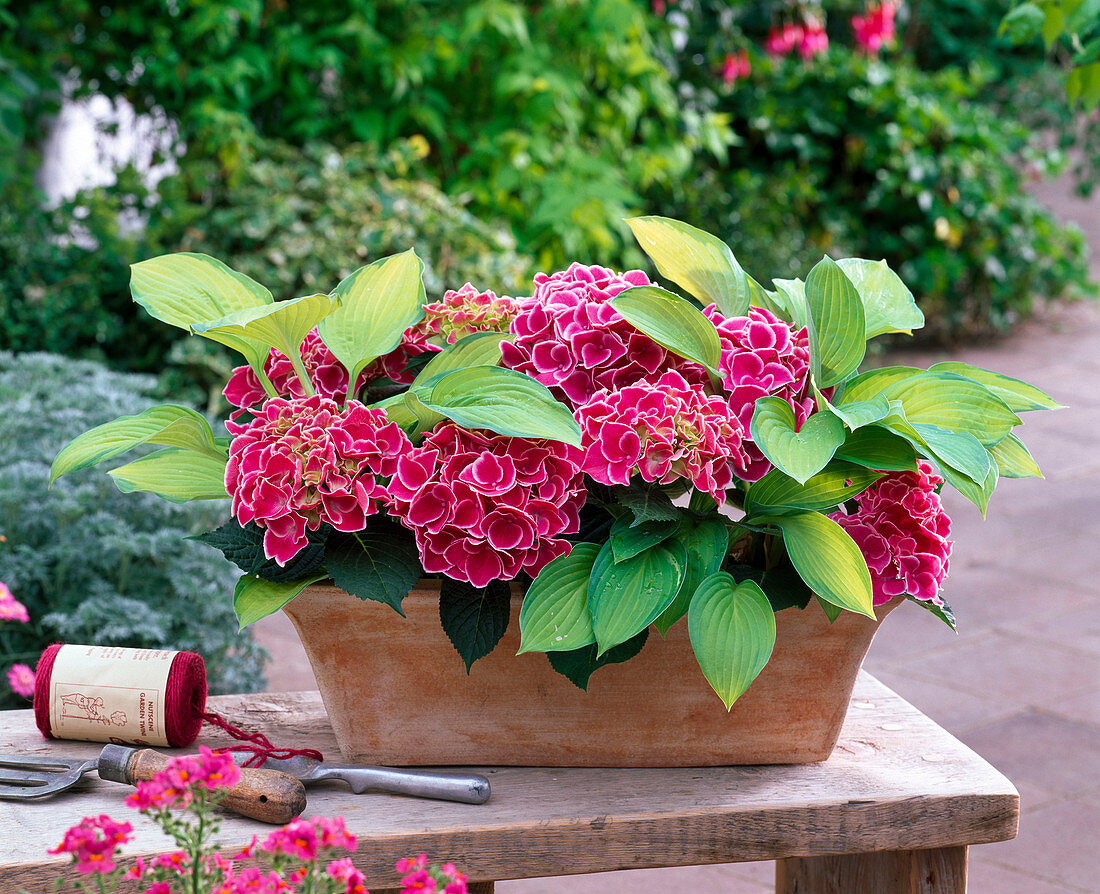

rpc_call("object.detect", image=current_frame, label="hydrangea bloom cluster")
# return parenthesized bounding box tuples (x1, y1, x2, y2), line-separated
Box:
(420, 283, 521, 344)
(387, 424, 586, 588)
(226, 396, 412, 566)
(704, 305, 819, 481)
(501, 262, 707, 409)
(830, 461, 953, 606)
(852, 2, 898, 53)
(0, 581, 28, 622)
(48, 813, 133, 875)
(576, 371, 749, 502)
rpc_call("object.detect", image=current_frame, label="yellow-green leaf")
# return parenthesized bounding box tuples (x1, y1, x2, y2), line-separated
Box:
(108, 447, 229, 503)
(750, 398, 845, 484)
(234, 573, 326, 630)
(518, 543, 601, 653)
(804, 256, 866, 387)
(929, 362, 1063, 412)
(990, 433, 1044, 479)
(836, 258, 925, 339)
(610, 285, 721, 373)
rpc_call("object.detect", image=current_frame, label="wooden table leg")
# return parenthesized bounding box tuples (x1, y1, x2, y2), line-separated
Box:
(776, 846, 967, 893)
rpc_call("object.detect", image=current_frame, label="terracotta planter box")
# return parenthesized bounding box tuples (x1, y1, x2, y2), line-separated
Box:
(282, 581, 897, 767)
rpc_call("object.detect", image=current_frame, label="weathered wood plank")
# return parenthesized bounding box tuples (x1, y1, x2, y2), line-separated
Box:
(776, 846, 967, 893)
(0, 674, 1017, 892)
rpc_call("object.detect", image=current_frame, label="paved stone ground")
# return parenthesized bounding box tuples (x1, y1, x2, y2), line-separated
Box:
(253, 181, 1099, 892)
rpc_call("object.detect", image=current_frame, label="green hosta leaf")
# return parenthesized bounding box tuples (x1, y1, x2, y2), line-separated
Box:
(421, 366, 582, 446)
(374, 391, 447, 438)
(824, 393, 892, 431)
(910, 423, 992, 483)
(610, 517, 680, 563)
(413, 332, 508, 386)
(51, 405, 223, 486)
(130, 253, 273, 370)
(609, 285, 720, 373)
(938, 458, 998, 516)
(752, 284, 794, 323)
(439, 578, 512, 673)
(191, 293, 338, 390)
(108, 448, 229, 502)
(990, 433, 1043, 479)
(654, 517, 729, 635)
(804, 256, 866, 387)
(881, 371, 1020, 446)
(833, 426, 918, 471)
(836, 258, 925, 339)
(547, 629, 649, 691)
(625, 215, 751, 315)
(688, 574, 776, 710)
(746, 462, 883, 513)
(746, 510, 875, 618)
(191, 519, 329, 583)
(588, 540, 686, 654)
(750, 398, 845, 484)
(838, 366, 922, 405)
(324, 526, 422, 616)
(233, 573, 326, 630)
(772, 278, 808, 329)
(929, 362, 1063, 412)
(318, 250, 427, 389)
(615, 484, 681, 525)
(517, 543, 601, 653)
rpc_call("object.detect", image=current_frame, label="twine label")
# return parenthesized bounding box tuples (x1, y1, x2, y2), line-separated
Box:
(48, 645, 177, 746)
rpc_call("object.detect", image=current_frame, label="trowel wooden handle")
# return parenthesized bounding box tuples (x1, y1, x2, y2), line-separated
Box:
(121, 748, 306, 824)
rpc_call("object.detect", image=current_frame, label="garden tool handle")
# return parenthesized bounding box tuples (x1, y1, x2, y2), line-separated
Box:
(316, 763, 491, 804)
(101, 745, 307, 824)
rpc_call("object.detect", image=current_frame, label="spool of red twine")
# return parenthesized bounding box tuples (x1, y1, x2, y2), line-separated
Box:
(32, 644, 321, 766)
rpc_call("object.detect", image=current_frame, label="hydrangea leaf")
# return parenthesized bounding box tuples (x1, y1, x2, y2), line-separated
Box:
(745, 510, 875, 618)
(929, 361, 1064, 411)
(191, 519, 329, 583)
(421, 366, 582, 446)
(130, 253, 273, 372)
(51, 404, 223, 486)
(439, 577, 512, 673)
(108, 447, 229, 503)
(804, 256, 867, 388)
(687, 574, 776, 710)
(625, 215, 764, 317)
(318, 249, 428, 390)
(191, 292, 338, 396)
(990, 433, 1044, 479)
(836, 258, 925, 339)
(517, 543, 601, 653)
(654, 517, 729, 636)
(324, 527, 422, 616)
(750, 397, 845, 485)
(546, 629, 649, 691)
(746, 462, 884, 513)
(588, 539, 686, 655)
(609, 285, 721, 374)
(233, 573, 326, 630)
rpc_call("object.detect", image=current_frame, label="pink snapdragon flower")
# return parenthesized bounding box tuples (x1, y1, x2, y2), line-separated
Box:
(327, 857, 368, 894)
(7, 663, 34, 698)
(501, 263, 708, 409)
(852, 2, 898, 53)
(226, 396, 411, 565)
(722, 50, 751, 86)
(0, 582, 28, 622)
(261, 817, 321, 861)
(704, 305, 819, 481)
(388, 424, 586, 587)
(48, 814, 133, 875)
(830, 461, 953, 606)
(576, 371, 749, 502)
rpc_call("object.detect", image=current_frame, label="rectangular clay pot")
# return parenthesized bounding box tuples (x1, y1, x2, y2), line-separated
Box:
(281, 581, 897, 767)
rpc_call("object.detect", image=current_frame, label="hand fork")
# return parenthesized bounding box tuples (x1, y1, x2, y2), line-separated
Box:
(0, 744, 305, 824)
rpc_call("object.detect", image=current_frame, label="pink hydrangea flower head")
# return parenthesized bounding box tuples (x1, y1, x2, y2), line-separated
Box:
(327, 857, 368, 894)
(421, 283, 522, 345)
(501, 262, 708, 409)
(830, 461, 953, 606)
(49, 814, 133, 875)
(226, 395, 412, 565)
(7, 663, 34, 698)
(0, 582, 29, 623)
(704, 304, 821, 481)
(576, 371, 749, 502)
(853, 2, 898, 53)
(388, 424, 586, 587)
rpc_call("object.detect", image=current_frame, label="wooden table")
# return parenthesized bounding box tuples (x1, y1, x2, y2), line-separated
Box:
(0, 673, 1018, 893)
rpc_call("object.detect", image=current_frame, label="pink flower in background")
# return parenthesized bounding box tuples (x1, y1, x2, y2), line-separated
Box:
(577, 371, 749, 503)
(831, 461, 953, 606)
(48, 814, 133, 875)
(852, 2, 898, 53)
(704, 305, 819, 481)
(226, 396, 411, 565)
(765, 22, 803, 56)
(501, 263, 708, 409)
(388, 424, 586, 587)
(0, 582, 29, 623)
(7, 664, 34, 698)
(798, 19, 829, 59)
(721, 50, 751, 86)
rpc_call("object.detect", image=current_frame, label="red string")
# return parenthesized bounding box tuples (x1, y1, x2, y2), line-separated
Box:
(201, 711, 324, 767)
